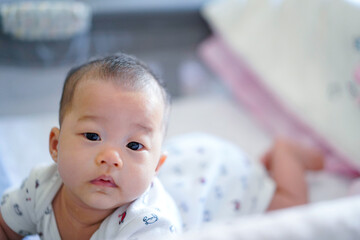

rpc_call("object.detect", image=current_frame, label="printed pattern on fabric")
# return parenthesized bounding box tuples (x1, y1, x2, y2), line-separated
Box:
(1, 164, 182, 240)
(90, 177, 182, 240)
(1, 165, 62, 238)
(159, 133, 275, 232)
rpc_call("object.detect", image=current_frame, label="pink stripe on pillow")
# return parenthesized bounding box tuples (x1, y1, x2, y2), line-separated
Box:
(198, 35, 359, 178)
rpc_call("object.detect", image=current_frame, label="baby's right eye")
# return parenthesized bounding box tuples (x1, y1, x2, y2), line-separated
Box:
(83, 133, 101, 141)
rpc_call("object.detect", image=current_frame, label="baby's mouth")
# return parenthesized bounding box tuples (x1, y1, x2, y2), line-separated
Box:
(90, 175, 117, 188)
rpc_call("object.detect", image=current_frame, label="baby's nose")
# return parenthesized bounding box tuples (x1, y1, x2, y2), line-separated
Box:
(96, 149, 123, 168)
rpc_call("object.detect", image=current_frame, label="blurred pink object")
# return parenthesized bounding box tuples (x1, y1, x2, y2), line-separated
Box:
(198, 35, 360, 178)
(354, 64, 360, 84)
(348, 179, 360, 195)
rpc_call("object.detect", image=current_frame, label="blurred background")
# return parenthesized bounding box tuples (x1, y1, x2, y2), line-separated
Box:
(0, 0, 225, 116)
(0, 0, 360, 202)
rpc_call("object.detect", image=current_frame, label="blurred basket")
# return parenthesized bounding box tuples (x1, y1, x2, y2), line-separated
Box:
(0, 1, 92, 66)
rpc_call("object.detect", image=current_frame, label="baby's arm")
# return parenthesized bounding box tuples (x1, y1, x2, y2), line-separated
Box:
(0, 211, 22, 240)
(262, 138, 324, 210)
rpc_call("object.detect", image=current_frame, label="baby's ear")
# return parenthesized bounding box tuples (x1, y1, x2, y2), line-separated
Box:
(49, 127, 60, 162)
(155, 153, 167, 173)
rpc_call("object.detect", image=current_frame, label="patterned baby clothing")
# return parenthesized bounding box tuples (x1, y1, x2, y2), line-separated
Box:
(159, 133, 275, 231)
(0, 164, 181, 239)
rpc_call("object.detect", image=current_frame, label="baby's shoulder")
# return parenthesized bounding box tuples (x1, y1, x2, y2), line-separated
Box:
(124, 178, 181, 225)
(0, 164, 62, 236)
(22, 164, 61, 195)
(92, 178, 181, 239)
(18, 164, 62, 216)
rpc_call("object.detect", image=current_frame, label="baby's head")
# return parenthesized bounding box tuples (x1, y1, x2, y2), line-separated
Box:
(49, 53, 171, 210)
(59, 53, 170, 131)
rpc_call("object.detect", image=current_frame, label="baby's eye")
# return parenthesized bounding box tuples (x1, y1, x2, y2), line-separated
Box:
(126, 142, 144, 151)
(84, 133, 101, 141)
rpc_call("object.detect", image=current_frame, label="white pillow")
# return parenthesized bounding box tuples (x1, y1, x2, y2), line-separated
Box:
(201, 0, 360, 172)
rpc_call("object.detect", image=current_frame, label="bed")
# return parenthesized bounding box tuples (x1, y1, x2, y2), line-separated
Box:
(1, 0, 360, 239)
(170, 0, 360, 238)
(0, 95, 357, 239)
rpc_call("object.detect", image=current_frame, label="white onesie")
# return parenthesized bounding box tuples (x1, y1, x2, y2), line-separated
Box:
(159, 133, 275, 232)
(0, 164, 182, 239)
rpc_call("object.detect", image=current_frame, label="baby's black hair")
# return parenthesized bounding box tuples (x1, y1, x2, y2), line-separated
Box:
(59, 53, 170, 127)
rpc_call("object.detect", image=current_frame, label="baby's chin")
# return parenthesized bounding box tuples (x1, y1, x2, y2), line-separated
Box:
(82, 198, 125, 211)
(81, 192, 137, 211)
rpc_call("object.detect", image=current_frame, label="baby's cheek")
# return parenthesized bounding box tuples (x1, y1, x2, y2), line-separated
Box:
(57, 159, 82, 185)
(123, 168, 154, 198)
(58, 165, 76, 186)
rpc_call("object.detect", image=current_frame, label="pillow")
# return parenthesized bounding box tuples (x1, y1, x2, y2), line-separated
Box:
(200, 0, 360, 175)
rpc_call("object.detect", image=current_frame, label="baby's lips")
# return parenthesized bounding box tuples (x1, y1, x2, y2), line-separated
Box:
(91, 175, 117, 187)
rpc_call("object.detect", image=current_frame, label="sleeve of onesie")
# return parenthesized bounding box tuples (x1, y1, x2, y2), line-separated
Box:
(0, 168, 39, 237)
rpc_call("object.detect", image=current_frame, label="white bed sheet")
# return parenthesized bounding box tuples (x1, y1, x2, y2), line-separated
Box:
(175, 195, 360, 240)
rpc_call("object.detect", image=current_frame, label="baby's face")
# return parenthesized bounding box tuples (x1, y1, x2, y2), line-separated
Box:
(50, 79, 166, 210)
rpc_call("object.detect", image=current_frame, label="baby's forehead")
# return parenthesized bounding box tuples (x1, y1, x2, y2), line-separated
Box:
(73, 78, 168, 130)
(74, 77, 167, 114)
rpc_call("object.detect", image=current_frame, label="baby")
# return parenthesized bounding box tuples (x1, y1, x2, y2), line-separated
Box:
(0, 54, 181, 239)
(0, 53, 324, 239)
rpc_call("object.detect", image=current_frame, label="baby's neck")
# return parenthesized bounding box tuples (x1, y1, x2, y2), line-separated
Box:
(52, 185, 115, 240)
